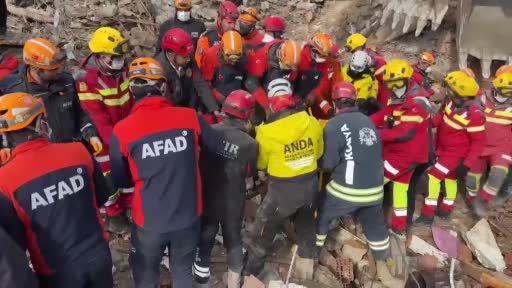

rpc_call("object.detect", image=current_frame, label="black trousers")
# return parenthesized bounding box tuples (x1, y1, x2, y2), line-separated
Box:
(129, 222, 200, 288)
(39, 247, 113, 288)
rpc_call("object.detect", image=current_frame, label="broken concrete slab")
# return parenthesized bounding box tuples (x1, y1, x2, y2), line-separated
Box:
(242, 275, 265, 288)
(466, 219, 506, 272)
(408, 235, 448, 265)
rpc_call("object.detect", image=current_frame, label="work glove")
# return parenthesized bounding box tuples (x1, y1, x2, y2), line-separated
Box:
(0, 148, 11, 165)
(89, 136, 103, 156)
(395, 128, 416, 143)
(386, 116, 396, 128)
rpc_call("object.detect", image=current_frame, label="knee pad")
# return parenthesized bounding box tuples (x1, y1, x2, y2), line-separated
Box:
(486, 166, 508, 192)
(466, 172, 481, 193)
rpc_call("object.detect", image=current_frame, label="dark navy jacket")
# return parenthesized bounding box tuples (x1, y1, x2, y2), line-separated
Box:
(0, 138, 110, 276)
(109, 96, 227, 233)
(0, 227, 38, 288)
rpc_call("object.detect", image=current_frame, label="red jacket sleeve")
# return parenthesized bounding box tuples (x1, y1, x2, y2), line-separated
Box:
(463, 111, 486, 168)
(200, 46, 217, 82)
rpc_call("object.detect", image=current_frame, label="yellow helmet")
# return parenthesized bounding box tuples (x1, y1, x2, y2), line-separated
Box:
(345, 33, 367, 52)
(492, 72, 512, 97)
(382, 59, 413, 82)
(89, 27, 129, 55)
(444, 70, 480, 97)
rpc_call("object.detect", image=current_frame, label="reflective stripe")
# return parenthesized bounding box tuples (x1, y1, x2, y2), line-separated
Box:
(78, 92, 102, 101)
(444, 102, 452, 114)
(486, 116, 512, 125)
(80, 123, 93, 132)
(394, 209, 407, 216)
(120, 80, 130, 91)
(443, 115, 463, 130)
(434, 162, 449, 174)
(502, 154, 512, 161)
(327, 181, 383, 203)
(442, 199, 454, 205)
(483, 185, 498, 196)
(345, 160, 354, 185)
(368, 237, 390, 251)
(316, 234, 327, 240)
(392, 110, 402, 116)
(453, 114, 469, 125)
(103, 93, 131, 106)
(319, 100, 329, 109)
(95, 155, 110, 162)
(98, 88, 118, 96)
(193, 263, 210, 278)
(400, 115, 424, 123)
(467, 191, 477, 197)
(384, 160, 399, 175)
(467, 125, 485, 132)
(495, 110, 512, 117)
(121, 187, 134, 193)
(425, 198, 438, 206)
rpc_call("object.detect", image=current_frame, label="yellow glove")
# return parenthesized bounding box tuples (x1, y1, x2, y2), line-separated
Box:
(89, 136, 103, 156)
(0, 148, 11, 165)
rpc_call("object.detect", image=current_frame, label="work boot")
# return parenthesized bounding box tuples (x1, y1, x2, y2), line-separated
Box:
(226, 269, 241, 288)
(472, 198, 490, 218)
(413, 214, 434, 226)
(376, 259, 406, 288)
(106, 215, 130, 234)
(292, 256, 314, 280)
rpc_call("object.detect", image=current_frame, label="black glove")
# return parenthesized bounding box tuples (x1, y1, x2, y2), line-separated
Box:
(460, 165, 470, 175)
(386, 116, 396, 129)
(395, 128, 416, 142)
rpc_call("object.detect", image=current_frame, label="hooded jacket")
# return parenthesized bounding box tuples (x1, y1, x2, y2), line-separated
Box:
(256, 111, 323, 178)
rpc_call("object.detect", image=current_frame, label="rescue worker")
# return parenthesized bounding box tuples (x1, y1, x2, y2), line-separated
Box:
(245, 39, 301, 116)
(315, 82, 403, 287)
(466, 72, 512, 216)
(244, 78, 323, 282)
(415, 71, 486, 225)
(195, 0, 239, 69)
(0, 38, 102, 150)
(109, 57, 227, 288)
(156, 0, 206, 54)
(411, 51, 436, 96)
(0, 51, 19, 81)
(0, 227, 38, 288)
(344, 33, 386, 71)
(370, 59, 430, 235)
(75, 27, 134, 232)
(262, 15, 286, 43)
(193, 90, 258, 288)
(201, 30, 246, 104)
(341, 50, 380, 115)
(0, 92, 113, 287)
(237, 7, 264, 52)
(296, 32, 338, 119)
(157, 27, 218, 116)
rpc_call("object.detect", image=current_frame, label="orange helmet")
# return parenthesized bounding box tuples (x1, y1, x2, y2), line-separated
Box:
(420, 51, 435, 66)
(0, 92, 45, 133)
(277, 40, 300, 69)
(496, 64, 512, 77)
(175, 0, 192, 10)
(239, 7, 258, 24)
(23, 37, 66, 70)
(128, 57, 166, 82)
(221, 31, 243, 63)
(309, 32, 334, 57)
(461, 67, 476, 79)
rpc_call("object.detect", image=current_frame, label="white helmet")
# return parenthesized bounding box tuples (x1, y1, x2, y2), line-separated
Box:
(267, 78, 292, 97)
(349, 50, 371, 73)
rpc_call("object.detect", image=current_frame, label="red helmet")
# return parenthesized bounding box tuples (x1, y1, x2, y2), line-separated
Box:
(161, 28, 194, 56)
(222, 90, 254, 119)
(332, 82, 356, 101)
(263, 16, 286, 32)
(219, 1, 239, 21)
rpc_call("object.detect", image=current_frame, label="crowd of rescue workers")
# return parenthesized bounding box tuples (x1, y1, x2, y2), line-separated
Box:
(0, 0, 511, 287)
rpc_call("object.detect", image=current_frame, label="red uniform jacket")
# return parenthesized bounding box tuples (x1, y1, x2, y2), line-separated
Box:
(433, 100, 486, 167)
(0, 139, 109, 275)
(75, 56, 134, 172)
(371, 95, 430, 165)
(0, 54, 18, 81)
(201, 44, 247, 102)
(479, 93, 512, 157)
(297, 44, 341, 119)
(243, 30, 265, 53)
(245, 40, 298, 108)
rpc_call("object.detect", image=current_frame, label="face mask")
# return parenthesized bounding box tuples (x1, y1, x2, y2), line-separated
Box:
(177, 10, 191, 22)
(110, 57, 125, 71)
(313, 54, 326, 63)
(425, 66, 432, 73)
(238, 22, 254, 37)
(392, 86, 407, 98)
(495, 93, 509, 103)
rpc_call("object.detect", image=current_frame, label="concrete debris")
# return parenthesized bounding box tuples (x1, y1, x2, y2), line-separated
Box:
(409, 235, 448, 265)
(432, 225, 458, 258)
(268, 281, 305, 288)
(242, 275, 265, 288)
(466, 219, 506, 272)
